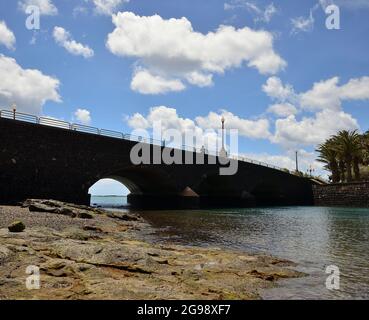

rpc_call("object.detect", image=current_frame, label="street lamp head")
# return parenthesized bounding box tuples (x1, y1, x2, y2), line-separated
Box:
(221, 116, 225, 123)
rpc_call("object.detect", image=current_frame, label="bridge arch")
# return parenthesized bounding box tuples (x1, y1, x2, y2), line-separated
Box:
(86, 164, 185, 208)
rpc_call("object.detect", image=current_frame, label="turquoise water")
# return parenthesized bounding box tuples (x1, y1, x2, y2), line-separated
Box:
(91, 196, 369, 299)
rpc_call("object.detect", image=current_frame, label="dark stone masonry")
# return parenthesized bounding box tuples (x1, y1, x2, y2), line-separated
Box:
(0, 117, 314, 208)
(313, 182, 369, 207)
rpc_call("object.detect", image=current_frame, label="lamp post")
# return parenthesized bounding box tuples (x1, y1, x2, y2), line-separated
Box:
(219, 116, 227, 157)
(12, 103, 16, 120)
(308, 165, 315, 177)
(221, 116, 225, 149)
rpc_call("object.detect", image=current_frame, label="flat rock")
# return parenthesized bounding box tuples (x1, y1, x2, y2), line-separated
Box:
(25, 199, 94, 219)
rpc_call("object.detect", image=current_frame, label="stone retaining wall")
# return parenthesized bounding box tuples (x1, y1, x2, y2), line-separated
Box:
(313, 182, 369, 207)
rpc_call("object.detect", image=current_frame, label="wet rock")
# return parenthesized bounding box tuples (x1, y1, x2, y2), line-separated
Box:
(83, 225, 103, 233)
(0, 245, 13, 263)
(8, 221, 25, 233)
(106, 211, 140, 221)
(57, 208, 75, 217)
(76, 211, 93, 219)
(247, 268, 303, 281)
(25, 199, 94, 219)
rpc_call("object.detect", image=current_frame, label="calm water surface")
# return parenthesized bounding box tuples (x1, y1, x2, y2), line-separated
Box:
(91, 196, 369, 299)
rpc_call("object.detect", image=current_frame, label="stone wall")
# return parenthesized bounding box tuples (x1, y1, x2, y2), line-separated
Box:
(313, 182, 369, 207)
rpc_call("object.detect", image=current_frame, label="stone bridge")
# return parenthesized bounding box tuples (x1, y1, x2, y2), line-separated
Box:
(0, 113, 314, 209)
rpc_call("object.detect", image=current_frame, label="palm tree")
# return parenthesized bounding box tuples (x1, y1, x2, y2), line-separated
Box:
(338, 157, 346, 182)
(316, 130, 367, 183)
(332, 130, 362, 182)
(361, 131, 369, 166)
(316, 139, 340, 183)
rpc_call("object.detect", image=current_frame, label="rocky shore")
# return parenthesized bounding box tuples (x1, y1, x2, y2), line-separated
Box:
(0, 200, 304, 299)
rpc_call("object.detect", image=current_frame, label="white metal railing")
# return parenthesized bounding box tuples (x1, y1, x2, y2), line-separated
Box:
(100, 129, 124, 139)
(71, 123, 100, 135)
(0, 109, 291, 173)
(39, 117, 71, 130)
(0, 110, 38, 123)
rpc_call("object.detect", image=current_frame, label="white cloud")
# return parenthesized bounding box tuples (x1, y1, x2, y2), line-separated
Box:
(128, 106, 202, 133)
(53, 27, 94, 58)
(107, 12, 286, 94)
(242, 149, 324, 174)
(127, 112, 150, 129)
(337, 76, 369, 100)
(130, 69, 186, 94)
(264, 76, 369, 113)
(262, 75, 369, 147)
(300, 76, 369, 111)
(224, 1, 277, 23)
(195, 110, 271, 139)
(73, 6, 89, 18)
(126, 106, 215, 148)
(0, 54, 61, 114)
(262, 76, 295, 101)
(271, 109, 359, 147)
(185, 71, 213, 87)
(18, 0, 58, 16)
(291, 8, 315, 34)
(267, 103, 298, 117)
(126, 106, 271, 153)
(0, 21, 16, 50)
(92, 0, 129, 15)
(262, 3, 278, 22)
(74, 108, 91, 125)
(300, 77, 341, 110)
(243, 152, 296, 170)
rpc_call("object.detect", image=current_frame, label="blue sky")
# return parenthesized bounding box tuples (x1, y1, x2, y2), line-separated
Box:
(1, 0, 369, 195)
